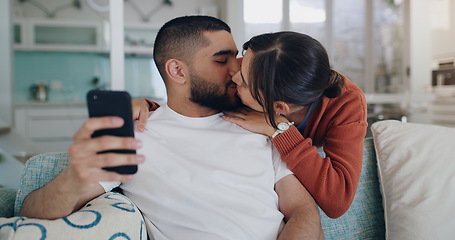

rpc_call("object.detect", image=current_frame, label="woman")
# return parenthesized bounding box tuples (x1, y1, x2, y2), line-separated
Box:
(133, 31, 367, 219)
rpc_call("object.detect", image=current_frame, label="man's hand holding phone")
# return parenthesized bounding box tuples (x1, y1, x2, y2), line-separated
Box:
(68, 116, 144, 186)
(20, 91, 144, 219)
(67, 91, 144, 194)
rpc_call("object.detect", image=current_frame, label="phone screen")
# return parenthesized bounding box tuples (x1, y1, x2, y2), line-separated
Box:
(86, 90, 138, 174)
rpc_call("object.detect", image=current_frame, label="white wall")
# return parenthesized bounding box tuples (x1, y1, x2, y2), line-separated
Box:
(407, 0, 455, 124)
(0, 0, 13, 126)
(410, 0, 432, 97)
(224, 0, 245, 50)
(431, 0, 455, 61)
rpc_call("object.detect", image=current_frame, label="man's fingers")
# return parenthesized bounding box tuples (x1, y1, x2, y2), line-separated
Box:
(69, 153, 145, 184)
(70, 165, 134, 184)
(74, 117, 124, 141)
(95, 153, 145, 168)
(93, 135, 142, 152)
(69, 135, 141, 159)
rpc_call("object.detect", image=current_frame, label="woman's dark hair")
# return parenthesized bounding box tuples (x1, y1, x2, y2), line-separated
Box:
(243, 31, 344, 128)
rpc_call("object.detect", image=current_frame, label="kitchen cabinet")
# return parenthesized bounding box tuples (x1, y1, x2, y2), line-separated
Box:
(32, 20, 103, 52)
(14, 104, 88, 153)
(13, 19, 158, 55)
(13, 19, 105, 53)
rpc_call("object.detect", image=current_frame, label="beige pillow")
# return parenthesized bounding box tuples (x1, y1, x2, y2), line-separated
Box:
(371, 120, 455, 240)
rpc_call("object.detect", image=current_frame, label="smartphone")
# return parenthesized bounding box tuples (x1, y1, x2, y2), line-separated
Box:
(86, 90, 138, 174)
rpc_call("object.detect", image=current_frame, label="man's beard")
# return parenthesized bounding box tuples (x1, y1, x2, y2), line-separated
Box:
(189, 72, 242, 111)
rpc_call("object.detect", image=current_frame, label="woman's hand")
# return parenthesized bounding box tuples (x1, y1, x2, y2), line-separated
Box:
(131, 98, 151, 132)
(223, 107, 288, 137)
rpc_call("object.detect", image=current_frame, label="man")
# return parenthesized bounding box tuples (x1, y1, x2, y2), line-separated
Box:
(20, 16, 323, 239)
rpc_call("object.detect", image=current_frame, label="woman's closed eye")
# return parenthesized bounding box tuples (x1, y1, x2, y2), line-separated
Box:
(240, 70, 248, 87)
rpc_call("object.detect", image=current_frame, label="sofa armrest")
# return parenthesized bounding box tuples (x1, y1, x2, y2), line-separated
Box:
(14, 152, 70, 216)
(0, 188, 17, 218)
(1, 191, 147, 239)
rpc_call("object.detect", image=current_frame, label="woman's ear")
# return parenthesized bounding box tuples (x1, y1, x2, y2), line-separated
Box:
(273, 101, 290, 115)
(165, 59, 187, 85)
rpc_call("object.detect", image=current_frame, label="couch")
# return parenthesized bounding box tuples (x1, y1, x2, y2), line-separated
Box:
(0, 152, 147, 240)
(1, 120, 454, 239)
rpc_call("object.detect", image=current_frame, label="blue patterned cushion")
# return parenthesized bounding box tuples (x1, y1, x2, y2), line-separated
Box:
(319, 138, 385, 239)
(1, 192, 147, 239)
(14, 152, 70, 216)
(0, 189, 17, 218)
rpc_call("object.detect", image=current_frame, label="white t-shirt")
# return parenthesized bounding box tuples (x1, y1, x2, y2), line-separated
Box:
(101, 105, 292, 240)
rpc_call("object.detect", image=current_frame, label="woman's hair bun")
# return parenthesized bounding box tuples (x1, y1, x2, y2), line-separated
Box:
(323, 70, 345, 98)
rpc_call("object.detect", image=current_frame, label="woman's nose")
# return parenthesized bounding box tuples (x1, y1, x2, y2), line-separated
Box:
(232, 71, 241, 85)
(229, 58, 241, 77)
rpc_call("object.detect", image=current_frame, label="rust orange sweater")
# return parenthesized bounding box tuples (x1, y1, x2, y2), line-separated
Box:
(272, 76, 368, 218)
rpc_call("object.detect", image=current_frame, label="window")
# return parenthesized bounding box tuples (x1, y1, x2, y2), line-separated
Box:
(244, 0, 283, 40)
(243, 0, 405, 96)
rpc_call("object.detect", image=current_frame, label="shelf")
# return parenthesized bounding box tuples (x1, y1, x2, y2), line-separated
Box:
(124, 23, 159, 56)
(13, 19, 105, 52)
(35, 25, 97, 46)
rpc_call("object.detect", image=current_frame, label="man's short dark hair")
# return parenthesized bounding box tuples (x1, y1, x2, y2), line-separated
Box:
(153, 15, 231, 80)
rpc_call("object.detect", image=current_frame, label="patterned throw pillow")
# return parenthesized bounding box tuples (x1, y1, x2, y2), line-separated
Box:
(0, 192, 147, 240)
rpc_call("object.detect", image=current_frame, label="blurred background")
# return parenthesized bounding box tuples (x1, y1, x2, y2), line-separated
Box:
(0, 0, 454, 184)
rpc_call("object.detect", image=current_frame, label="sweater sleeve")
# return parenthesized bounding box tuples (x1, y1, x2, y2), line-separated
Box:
(145, 99, 160, 111)
(272, 122, 366, 219)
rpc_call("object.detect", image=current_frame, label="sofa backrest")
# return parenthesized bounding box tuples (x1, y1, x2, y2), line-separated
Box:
(319, 137, 385, 239)
(14, 139, 386, 239)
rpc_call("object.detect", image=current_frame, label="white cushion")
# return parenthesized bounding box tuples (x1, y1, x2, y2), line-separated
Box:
(371, 120, 455, 240)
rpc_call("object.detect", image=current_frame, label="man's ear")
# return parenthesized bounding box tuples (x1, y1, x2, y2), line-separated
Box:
(165, 59, 187, 85)
(273, 101, 291, 115)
